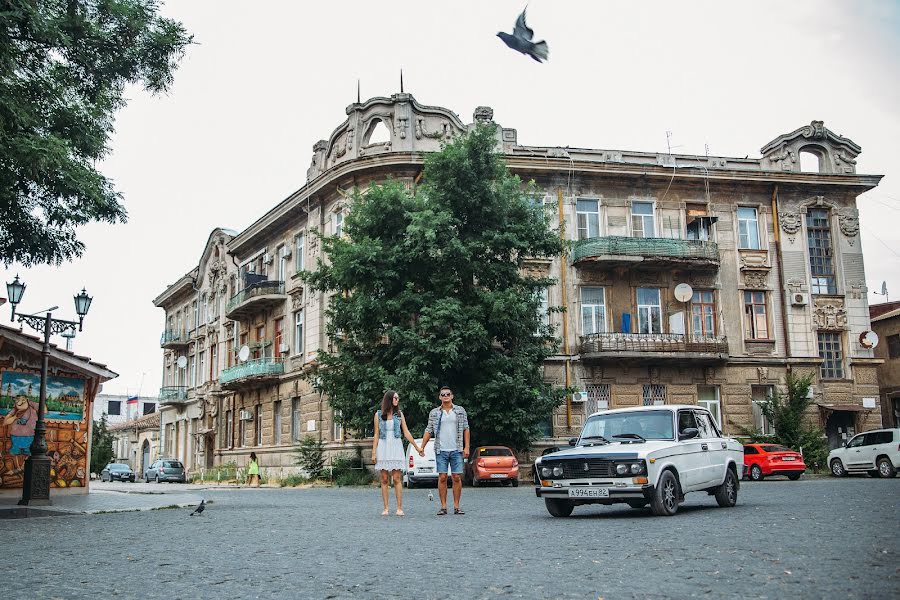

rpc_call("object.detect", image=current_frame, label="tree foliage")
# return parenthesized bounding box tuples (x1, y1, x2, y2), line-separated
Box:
(303, 124, 567, 450)
(0, 0, 192, 266)
(294, 435, 325, 479)
(90, 414, 114, 473)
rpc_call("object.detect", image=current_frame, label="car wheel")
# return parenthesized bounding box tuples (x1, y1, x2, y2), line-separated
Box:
(544, 498, 574, 517)
(830, 459, 846, 477)
(650, 470, 680, 516)
(749, 465, 764, 481)
(511, 479, 519, 488)
(626, 500, 648, 509)
(714, 468, 738, 508)
(787, 473, 802, 481)
(155, 475, 161, 484)
(877, 457, 897, 478)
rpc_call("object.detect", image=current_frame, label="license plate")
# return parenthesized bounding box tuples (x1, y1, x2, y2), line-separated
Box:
(782, 457, 796, 461)
(568, 487, 609, 498)
(419, 467, 433, 472)
(490, 474, 506, 479)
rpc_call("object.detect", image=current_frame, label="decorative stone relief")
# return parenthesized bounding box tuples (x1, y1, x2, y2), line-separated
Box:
(847, 281, 867, 300)
(648, 367, 660, 383)
(786, 278, 806, 294)
(756, 367, 769, 384)
(838, 210, 860, 243)
(415, 118, 453, 141)
(704, 367, 716, 384)
(289, 288, 304, 310)
(779, 211, 802, 242)
(578, 270, 609, 284)
(813, 298, 847, 330)
(689, 273, 717, 288)
(473, 106, 494, 123)
(833, 151, 857, 173)
(631, 270, 661, 285)
(769, 145, 797, 171)
(743, 270, 768, 289)
(395, 116, 408, 139)
(739, 250, 770, 270)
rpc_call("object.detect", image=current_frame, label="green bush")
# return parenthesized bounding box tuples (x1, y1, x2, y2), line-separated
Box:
(330, 450, 373, 486)
(198, 461, 238, 482)
(295, 436, 326, 479)
(280, 474, 309, 487)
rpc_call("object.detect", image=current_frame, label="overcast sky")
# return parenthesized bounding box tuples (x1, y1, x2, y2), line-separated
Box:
(2, 1, 898, 396)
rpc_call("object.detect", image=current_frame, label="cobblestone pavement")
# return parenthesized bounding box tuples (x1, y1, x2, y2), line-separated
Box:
(2, 478, 897, 599)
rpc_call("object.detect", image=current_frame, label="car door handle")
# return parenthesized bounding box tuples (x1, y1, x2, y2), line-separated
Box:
(701, 443, 709, 451)
(721, 442, 727, 449)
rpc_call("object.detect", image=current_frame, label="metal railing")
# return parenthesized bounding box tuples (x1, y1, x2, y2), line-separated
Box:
(159, 386, 188, 402)
(580, 332, 728, 355)
(160, 330, 188, 345)
(226, 280, 285, 313)
(572, 236, 719, 263)
(220, 357, 285, 385)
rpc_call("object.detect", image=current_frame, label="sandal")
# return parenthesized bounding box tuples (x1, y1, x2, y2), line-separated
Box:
(436, 508, 447, 516)
(381, 509, 389, 516)
(454, 508, 465, 515)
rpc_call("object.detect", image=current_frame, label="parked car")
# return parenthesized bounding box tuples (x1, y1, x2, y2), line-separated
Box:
(144, 459, 186, 483)
(534, 405, 743, 517)
(403, 439, 439, 488)
(742, 443, 806, 481)
(100, 463, 135, 482)
(465, 446, 519, 486)
(828, 428, 899, 478)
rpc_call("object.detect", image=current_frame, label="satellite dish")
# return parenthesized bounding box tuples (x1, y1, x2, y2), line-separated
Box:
(673, 283, 694, 303)
(176, 356, 188, 369)
(238, 345, 251, 362)
(859, 331, 879, 349)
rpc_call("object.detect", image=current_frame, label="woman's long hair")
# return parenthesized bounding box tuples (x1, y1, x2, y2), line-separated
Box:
(380, 390, 398, 420)
(250, 452, 257, 462)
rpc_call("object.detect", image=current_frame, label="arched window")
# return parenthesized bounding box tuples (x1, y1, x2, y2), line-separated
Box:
(806, 208, 836, 294)
(365, 119, 391, 145)
(799, 151, 820, 173)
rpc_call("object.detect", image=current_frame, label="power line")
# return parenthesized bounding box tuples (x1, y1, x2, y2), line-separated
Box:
(861, 223, 900, 258)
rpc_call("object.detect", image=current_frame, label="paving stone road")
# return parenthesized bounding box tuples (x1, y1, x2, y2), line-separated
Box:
(2, 477, 897, 600)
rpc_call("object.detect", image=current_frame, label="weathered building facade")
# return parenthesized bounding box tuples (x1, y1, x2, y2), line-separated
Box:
(870, 301, 900, 428)
(154, 94, 883, 475)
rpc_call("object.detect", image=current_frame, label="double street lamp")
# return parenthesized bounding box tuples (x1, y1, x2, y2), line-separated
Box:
(5, 275, 93, 506)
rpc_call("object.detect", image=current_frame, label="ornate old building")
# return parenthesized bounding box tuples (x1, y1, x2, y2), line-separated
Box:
(154, 94, 883, 476)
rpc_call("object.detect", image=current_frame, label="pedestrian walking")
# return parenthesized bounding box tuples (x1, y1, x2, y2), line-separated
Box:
(419, 386, 469, 515)
(372, 390, 422, 516)
(247, 452, 260, 487)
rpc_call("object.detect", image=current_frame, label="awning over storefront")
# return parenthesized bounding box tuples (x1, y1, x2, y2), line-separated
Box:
(817, 403, 866, 413)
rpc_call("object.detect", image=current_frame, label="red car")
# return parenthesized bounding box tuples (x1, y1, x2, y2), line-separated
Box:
(743, 444, 806, 481)
(465, 446, 519, 487)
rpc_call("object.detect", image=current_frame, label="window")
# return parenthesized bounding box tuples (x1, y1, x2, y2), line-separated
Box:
(697, 386, 721, 428)
(106, 400, 121, 416)
(631, 201, 655, 238)
(737, 207, 761, 250)
(295, 233, 306, 272)
(294, 310, 304, 355)
(691, 290, 715, 336)
(207, 292, 217, 323)
(642, 384, 666, 406)
(225, 410, 233, 448)
(334, 210, 345, 238)
(743, 445, 758, 455)
(274, 317, 285, 355)
(238, 414, 245, 448)
(585, 383, 611, 415)
(889, 334, 900, 359)
(199, 294, 207, 325)
(253, 325, 265, 360)
(694, 411, 715, 438)
(686, 206, 714, 241)
(743, 291, 769, 339)
(255, 405, 262, 446)
(276, 244, 287, 282)
(273, 400, 282, 445)
(226, 339, 234, 369)
(846, 434, 865, 449)
(143, 403, 156, 416)
(210, 343, 218, 381)
(580, 287, 606, 335)
(751, 385, 775, 435)
(818, 331, 844, 379)
(333, 409, 344, 442)
(636, 288, 662, 334)
(807, 208, 836, 295)
(189, 355, 196, 387)
(677, 410, 698, 433)
(192, 300, 199, 329)
(198, 351, 206, 385)
(535, 288, 550, 333)
(576, 199, 600, 240)
(292, 398, 302, 442)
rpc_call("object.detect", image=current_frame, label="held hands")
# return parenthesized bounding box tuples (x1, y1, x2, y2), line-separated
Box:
(417, 445, 425, 457)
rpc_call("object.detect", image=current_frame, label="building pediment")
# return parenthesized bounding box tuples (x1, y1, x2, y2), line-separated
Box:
(760, 120, 861, 174)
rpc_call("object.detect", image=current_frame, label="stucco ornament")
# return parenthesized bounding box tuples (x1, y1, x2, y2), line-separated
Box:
(756, 366, 769, 384)
(473, 106, 494, 123)
(769, 145, 797, 171)
(838, 210, 860, 243)
(802, 120, 827, 140)
(743, 270, 768, 289)
(813, 302, 847, 330)
(779, 211, 802, 242)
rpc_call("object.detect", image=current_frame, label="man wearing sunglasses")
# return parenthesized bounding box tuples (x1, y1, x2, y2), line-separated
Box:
(420, 386, 470, 515)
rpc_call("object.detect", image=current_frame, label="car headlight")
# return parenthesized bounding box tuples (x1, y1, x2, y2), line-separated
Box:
(630, 463, 643, 475)
(541, 467, 552, 478)
(552, 466, 564, 477)
(616, 464, 628, 475)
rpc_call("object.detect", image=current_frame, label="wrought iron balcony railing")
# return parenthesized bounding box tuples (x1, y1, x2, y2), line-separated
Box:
(225, 280, 285, 317)
(160, 330, 189, 347)
(159, 386, 188, 403)
(580, 332, 729, 356)
(219, 357, 285, 386)
(572, 236, 719, 267)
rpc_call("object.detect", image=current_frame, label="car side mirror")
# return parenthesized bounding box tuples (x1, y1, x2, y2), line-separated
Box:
(568, 437, 578, 446)
(680, 427, 699, 440)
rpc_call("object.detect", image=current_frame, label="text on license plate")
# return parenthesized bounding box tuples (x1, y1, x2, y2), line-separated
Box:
(782, 457, 796, 461)
(419, 467, 433, 472)
(490, 474, 506, 479)
(568, 487, 610, 498)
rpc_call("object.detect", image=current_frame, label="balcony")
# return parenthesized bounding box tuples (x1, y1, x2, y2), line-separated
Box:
(159, 386, 189, 405)
(160, 330, 189, 349)
(225, 280, 286, 320)
(220, 357, 284, 390)
(572, 236, 719, 269)
(580, 332, 729, 365)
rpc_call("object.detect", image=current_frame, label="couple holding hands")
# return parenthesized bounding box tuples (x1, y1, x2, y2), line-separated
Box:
(372, 386, 470, 516)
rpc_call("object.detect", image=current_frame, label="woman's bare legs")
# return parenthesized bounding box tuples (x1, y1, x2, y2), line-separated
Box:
(392, 470, 404, 515)
(380, 470, 390, 515)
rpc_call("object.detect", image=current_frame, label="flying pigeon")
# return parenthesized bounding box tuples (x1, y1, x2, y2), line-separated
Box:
(497, 8, 549, 63)
(189, 499, 206, 516)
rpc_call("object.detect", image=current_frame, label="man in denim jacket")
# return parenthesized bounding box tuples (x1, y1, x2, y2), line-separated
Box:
(420, 386, 470, 515)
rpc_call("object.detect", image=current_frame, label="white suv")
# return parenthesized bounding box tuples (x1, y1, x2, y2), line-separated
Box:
(534, 405, 744, 517)
(828, 428, 899, 478)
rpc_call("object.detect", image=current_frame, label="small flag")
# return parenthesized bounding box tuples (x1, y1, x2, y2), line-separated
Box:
(127, 395, 139, 405)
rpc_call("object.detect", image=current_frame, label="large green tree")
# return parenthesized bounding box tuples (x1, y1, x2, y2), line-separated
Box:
(0, 0, 192, 266)
(90, 414, 114, 473)
(304, 125, 567, 450)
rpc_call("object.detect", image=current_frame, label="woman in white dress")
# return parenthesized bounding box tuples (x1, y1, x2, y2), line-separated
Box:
(372, 390, 421, 516)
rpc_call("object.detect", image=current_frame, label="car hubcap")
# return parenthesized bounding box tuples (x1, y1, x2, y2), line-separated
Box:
(663, 480, 676, 510)
(726, 476, 735, 501)
(752, 467, 760, 479)
(880, 462, 889, 476)
(832, 462, 842, 475)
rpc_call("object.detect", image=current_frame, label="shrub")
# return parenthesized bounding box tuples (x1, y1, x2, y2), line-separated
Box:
(280, 474, 309, 487)
(330, 450, 373, 486)
(295, 436, 326, 479)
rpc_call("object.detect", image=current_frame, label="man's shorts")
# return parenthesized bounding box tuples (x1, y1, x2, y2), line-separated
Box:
(9, 435, 33, 455)
(435, 450, 464, 475)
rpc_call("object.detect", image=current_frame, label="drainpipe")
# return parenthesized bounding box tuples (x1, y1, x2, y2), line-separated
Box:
(771, 185, 792, 365)
(558, 188, 572, 429)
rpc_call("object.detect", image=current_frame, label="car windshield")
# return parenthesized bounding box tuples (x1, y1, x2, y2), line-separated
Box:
(761, 445, 791, 453)
(478, 448, 512, 457)
(580, 410, 674, 442)
(163, 461, 183, 468)
(108, 464, 129, 471)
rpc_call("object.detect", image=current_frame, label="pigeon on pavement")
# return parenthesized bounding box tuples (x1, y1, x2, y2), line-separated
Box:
(497, 8, 549, 63)
(189, 499, 206, 516)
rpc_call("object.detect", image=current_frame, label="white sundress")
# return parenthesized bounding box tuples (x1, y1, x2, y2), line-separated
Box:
(375, 414, 406, 472)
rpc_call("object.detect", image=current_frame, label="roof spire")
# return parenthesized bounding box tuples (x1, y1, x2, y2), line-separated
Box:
(357, 79, 360, 104)
(400, 69, 404, 93)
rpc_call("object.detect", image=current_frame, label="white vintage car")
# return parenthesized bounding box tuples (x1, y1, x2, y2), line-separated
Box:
(534, 405, 744, 517)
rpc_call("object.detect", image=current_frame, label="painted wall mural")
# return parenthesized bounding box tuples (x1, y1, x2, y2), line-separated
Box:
(0, 370, 89, 489)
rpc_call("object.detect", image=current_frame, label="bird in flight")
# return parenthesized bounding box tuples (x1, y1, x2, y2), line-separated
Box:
(497, 7, 549, 63)
(189, 499, 206, 516)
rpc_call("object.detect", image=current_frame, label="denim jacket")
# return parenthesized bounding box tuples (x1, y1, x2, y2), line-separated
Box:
(376, 410, 402, 439)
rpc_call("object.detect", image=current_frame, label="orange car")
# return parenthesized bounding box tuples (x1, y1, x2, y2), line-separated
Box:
(465, 446, 519, 487)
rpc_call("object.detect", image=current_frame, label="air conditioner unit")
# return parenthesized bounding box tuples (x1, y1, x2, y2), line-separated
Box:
(572, 391, 588, 403)
(262, 253, 274, 265)
(278, 343, 290, 354)
(282, 248, 292, 259)
(791, 292, 809, 306)
(239, 409, 254, 421)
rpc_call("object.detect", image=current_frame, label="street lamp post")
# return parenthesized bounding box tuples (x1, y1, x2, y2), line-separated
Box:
(5, 275, 93, 506)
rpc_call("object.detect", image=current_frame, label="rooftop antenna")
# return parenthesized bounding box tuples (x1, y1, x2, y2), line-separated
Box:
(875, 281, 889, 302)
(357, 79, 360, 104)
(400, 69, 404, 93)
(666, 131, 673, 155)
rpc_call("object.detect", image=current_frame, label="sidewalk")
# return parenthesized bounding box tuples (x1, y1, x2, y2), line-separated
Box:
(0, 488, 204, 517)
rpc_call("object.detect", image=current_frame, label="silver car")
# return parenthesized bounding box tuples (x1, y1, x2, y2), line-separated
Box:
(144, 459, 186, 483)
